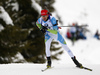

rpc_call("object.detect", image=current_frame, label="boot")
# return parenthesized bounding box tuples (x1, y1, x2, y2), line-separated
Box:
(71, 56, 83, 68)
(47, 57, 51, 68)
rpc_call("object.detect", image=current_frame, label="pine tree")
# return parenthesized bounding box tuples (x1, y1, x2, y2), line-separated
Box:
(0, 25, 28, 63)
(35, 0, 55, 12)
(0, 0, 46, 63)
(0, 0, 63, 64)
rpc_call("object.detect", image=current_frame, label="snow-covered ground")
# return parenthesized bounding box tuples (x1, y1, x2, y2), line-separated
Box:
(0, 63, 100, 75)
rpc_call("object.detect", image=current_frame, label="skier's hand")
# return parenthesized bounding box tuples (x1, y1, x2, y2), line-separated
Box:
(41, 26, 48, 34)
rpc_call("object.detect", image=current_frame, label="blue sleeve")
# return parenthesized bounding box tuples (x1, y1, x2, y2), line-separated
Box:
(51, 17, 57, 25)
(51, 17, 58, 30)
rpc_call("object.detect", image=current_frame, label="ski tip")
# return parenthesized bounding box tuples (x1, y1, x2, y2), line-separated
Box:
(41, 66, 54, 72)
(76, 66, 93, 71)
(83, 67, 93, 71)
(88, 69, 92, 71)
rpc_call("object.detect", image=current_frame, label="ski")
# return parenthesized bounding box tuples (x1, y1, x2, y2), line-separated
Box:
(77, 66, 92, 71)
(82, 66, 92, 71)
(41, 67, 54, 72)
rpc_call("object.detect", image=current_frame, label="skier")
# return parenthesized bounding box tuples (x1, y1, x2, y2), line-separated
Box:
(70, 23, 77, 45)
(36, 9, 82, 68)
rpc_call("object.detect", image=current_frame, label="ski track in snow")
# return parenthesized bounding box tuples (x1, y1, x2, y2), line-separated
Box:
(0, 64, 100, 75)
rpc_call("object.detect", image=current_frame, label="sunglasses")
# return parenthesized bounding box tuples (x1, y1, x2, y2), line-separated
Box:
(41, 15, 48, 17)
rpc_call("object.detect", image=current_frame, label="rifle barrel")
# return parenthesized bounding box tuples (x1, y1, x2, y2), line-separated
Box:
(58, 25, 88, 27)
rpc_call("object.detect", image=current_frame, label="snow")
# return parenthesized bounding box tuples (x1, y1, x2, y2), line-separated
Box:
(11, 2, 19, 11)
(0, 64, 100, 75)
(31, 0, 42, 14)
(0, 0, 100, 75)
(52, 0, 100, 65)
(57, 38, 100, 65)
(0, 24, 4, 31)
(0, 6, 13, 25)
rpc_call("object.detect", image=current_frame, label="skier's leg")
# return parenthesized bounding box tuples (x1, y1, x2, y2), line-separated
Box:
(47, 57, 51, 68)
(57, 32, 82, 67)
(45, 33, 52, 67)
(71, 56, 83, 68)
(45, 38, 52, 57)
(57, 32, 74, 57)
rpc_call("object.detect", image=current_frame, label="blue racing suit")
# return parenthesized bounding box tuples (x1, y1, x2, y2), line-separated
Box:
(36, 15, 74, 57)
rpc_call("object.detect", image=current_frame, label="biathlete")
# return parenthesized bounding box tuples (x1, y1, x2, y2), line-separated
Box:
(36, 9, 82, 68)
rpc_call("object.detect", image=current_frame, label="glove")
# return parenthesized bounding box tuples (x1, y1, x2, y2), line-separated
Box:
(40, 26, 48, 34)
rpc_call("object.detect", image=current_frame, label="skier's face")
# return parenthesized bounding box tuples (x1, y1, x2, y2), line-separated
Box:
(41, 15, 48, 21)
